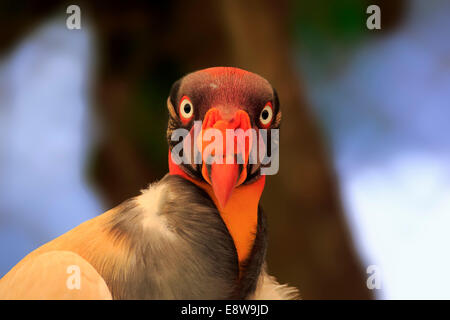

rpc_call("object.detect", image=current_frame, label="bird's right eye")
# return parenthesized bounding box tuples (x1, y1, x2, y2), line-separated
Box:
(259, 102, 273, 128)
(179, 96, 194, 124)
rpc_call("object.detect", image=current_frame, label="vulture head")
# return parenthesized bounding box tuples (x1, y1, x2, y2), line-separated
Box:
(166, 67, 281, 209)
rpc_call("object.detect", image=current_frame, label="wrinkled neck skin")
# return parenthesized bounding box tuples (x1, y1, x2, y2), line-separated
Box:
(168, 154, 265, 269)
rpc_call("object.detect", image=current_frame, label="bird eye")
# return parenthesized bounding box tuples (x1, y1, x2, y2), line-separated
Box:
(179, 96, 194, 124)
(259, 103, 273, 128)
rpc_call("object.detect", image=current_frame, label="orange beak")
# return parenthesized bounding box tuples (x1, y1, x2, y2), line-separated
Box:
(198, 108, 252, 209)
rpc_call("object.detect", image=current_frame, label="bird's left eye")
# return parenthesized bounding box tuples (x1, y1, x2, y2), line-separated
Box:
(259, 103, 273, 128)
(179, 96, 194, 124)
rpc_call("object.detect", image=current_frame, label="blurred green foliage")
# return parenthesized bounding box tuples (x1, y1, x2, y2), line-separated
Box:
(292, 0, 368, 50)
(128, 62, 181, 175)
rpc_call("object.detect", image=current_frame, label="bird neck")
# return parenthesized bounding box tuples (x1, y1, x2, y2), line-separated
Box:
(168, 155, 265, 269)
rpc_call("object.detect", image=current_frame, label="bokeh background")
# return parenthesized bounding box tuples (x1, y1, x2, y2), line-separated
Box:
(1, 0, 449, 299)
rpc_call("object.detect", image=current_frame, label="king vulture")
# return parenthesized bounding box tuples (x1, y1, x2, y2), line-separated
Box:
(0, 67, 299, 300)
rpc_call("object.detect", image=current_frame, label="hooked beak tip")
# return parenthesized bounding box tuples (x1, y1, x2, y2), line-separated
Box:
(210, 162, 239, 209)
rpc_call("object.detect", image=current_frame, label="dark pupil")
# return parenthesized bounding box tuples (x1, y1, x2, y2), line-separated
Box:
(184, 103, 191, 114)
(261, 109, 269, 120)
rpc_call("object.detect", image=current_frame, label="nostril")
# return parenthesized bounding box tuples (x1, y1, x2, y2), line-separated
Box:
(202, 108, 251, 133)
